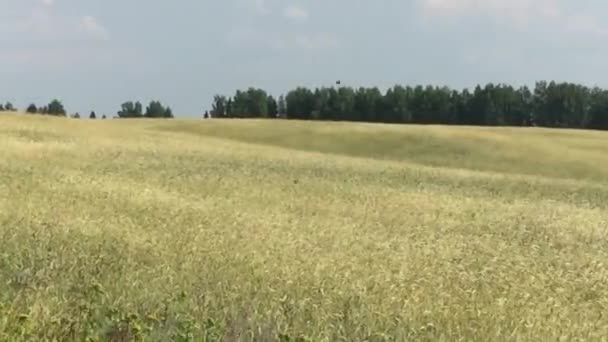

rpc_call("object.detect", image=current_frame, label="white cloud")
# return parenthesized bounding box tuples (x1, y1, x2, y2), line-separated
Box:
(16, 5, 110, 43)
(423, 0, 471, 12)
(225, 27, 337, 51)
(41, 0, 54, 6)
(421, 0, 560, 17)
(293, 33, 337, 50)
(420, 0, 561, 26)
(0, 45, 118, 72)
(255, 0, 270, 14)
(420, 0, 608, 37)
(566, 14, 608, 36)
(80, 15, 110, 41)
(283, 5, 309, 21)
(20, 7, 54, 38)
(236, 0, 270, 14)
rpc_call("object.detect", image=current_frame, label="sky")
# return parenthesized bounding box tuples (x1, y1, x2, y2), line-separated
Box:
(1, 0, 608, 117)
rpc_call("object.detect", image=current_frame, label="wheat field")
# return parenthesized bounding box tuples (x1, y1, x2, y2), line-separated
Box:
(1, 113, 608, 341)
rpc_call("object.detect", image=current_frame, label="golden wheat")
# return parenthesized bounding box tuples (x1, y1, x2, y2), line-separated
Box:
(1, 113, 608, 341)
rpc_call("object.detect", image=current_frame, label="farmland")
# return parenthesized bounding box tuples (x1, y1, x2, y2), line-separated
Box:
(1, 113, 608, 340)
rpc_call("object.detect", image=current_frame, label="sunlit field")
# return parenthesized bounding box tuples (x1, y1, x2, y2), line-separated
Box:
(2, 113, 608, 341)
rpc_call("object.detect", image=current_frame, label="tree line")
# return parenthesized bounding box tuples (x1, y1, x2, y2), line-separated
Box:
(4, 81, 608, 130)
(116, 101, 173, 118)
(1, 99, 174, 119)
(0, 102, 17, 112)
(211, 81, 608, 130)
(26, 100, 68, 116)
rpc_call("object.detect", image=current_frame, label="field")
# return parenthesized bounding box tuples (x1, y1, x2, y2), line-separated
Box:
(1, 113, 608, 341)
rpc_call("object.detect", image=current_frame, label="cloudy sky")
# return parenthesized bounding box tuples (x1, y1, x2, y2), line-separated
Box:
(1, 0, 608, 117)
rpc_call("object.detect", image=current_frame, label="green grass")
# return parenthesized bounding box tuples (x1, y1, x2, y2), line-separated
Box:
(2, 113, 608, 341)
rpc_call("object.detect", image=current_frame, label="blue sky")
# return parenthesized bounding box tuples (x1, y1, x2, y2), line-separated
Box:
(1, 0, 608, 117)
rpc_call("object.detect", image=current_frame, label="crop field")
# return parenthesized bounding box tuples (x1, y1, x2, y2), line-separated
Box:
(1, 113, 608, 341)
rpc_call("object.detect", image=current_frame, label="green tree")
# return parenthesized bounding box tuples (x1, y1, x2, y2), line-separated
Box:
(384, 85, 412, 123)
(117, 101, 143, 118)
(213, 80, 608, 130)
(145, 101, 169, 118)
(164, 107, 174, 118)
(335, 87, 356, 121)
(230, 91, 245, 117)
(267, 95, 278, 118)
(278, 95, 286, 117)
(311, 88, 330, 120)
(212, 95, 227, 117)
(588, 88, 608, 130)
(353, 87, 384, 122)
(47, 99, 66, 116)
(5, 102, 15, 111)
(286, 87, 315, 120)
(231, 88, 269, 118)
(26, 104, 38, 114)
(90, 111, 97, 119)
(226, 98, 233, 117)
(248, 88, 268, 117)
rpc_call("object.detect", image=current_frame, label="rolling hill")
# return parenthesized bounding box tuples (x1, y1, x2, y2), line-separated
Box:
(1, 113, 608, 340)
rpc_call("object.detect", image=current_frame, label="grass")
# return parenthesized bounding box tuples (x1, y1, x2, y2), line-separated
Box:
(2, 113, 608, 341)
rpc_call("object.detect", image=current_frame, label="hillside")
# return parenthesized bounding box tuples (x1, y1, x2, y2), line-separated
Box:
(1, 113, 608, 340)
